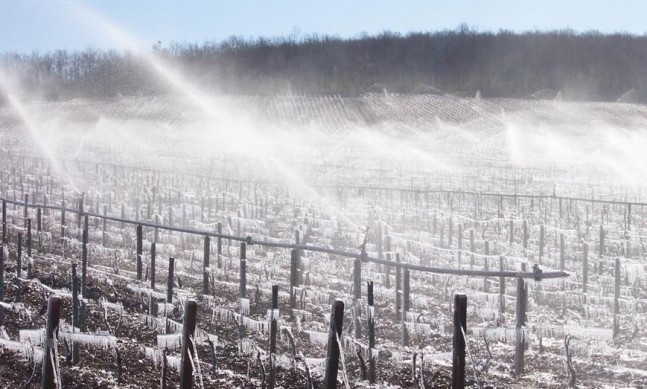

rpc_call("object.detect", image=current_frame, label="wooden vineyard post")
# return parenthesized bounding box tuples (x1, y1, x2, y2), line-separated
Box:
(367, 281, 376, 384)
(217, 222, 222, 269)
(559, 233, 565, 271)
(295, 229, 303, 285)
(81, 216, 88, 299)
(613, 257, 621, 339)
(136, 225, 143, 280)
(17, 233, 22, 278)
(77, 193, 83, 229)
(60, 196, 66, 241)
(72, 263, 80, 364)
(120, 203, 125, 229)
(509, 219, 514, 245)
(268, 285, 279, 389)
(469, 229, 475, 270)
(395, 253, 401, 319)
(457, 223, 463, 268)
(167, 257, 175, 304)
(180, 300, 198, 389)
(599, 225, 605, 275)
(2, 199, 6, 244)
(151, 243, 156, 290)
(290, 249, 299, 312)
(384, 236, 391, 289)
(402, 268, 410, 347)
(582, 243, 589, 293)
(23, 193, 28, 228)
(452, 294, 467, 389)
(203, 236, 210, 295)
(0, 245, 4, 323)
(102, 205, 107, 247)
(522, 219, 528, 250)
(539, 224, 545, 263)
(353, 257, 362, 338)
(499, 256, 505, 317)
(514, 276, 528, 376)
(26, 218, 32, 277)
(239, 242, 248, 321)
(37, 208, 42, 251)
(239, 243, 247, 299)
(484, 241, 490, 293)
(324, 300, 345, 389)
(41, 296, 62, 389)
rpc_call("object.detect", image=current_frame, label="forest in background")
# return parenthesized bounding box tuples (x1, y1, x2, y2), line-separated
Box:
(2, 27, 647, 102)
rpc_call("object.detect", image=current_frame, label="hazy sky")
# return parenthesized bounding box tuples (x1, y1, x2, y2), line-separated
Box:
(1, 0, 646, 53)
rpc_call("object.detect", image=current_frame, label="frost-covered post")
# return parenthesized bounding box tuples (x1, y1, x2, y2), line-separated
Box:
(101, 206, 107, 247)
(353, 257, 362, 338)
(599, 224, 605, 257)
(136, 225, 143, 280)
(60, 196, 66, 241)
(289, 249, 299, 312)
(0, 245, 4, 303)
(559, 233, 565, 271)
(514, 276, 527, 376)
(120, 203, 125, 229)
(216, 222, 222, 269)
(538, 224, 545, 263)
(180, 300, 197, 389)
(77, 193, 83, 229)
(41, 296, 62, 389)
(367, 281, 376, 384)
(26, 218, 32, 277)
(469, 229, 475, 270)
(402, 268, 410, 347)
(72, 263, 80, 364)
(268, 285, 278, 389)
(82, 215, 88, 297)
(154, 215, 160, 244)
(37, 207, 42, 252)
(167, 257, 175, 304)
(239, 242, 247, 300)
(17, 233, 22, 278)
(295, 229, 303, 285)
(452, 294, 467, 389)
(483, 241, 490, 293)
(582, 243, 589, 293)
(43, 187, 51, 215)
(324, 300, 345, 389)
(613, 257, 621, 339)
(150, 242, 156, 290)
(384, 236, 391, 288)
(522, 219, 528, 250)
(457, 223, 463, 267)
(395, 253, 401, 319)
(499, 256, 505, 316)
(23, 193, 28, 228)
(203, 236, 210, 295)
(1, 199, 6, 244)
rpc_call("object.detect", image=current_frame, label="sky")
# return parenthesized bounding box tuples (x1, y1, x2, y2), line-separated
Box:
(1, 0, 646, 53)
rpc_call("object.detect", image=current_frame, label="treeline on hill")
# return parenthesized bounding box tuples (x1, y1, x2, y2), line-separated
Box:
(2, 27, 647, 102)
